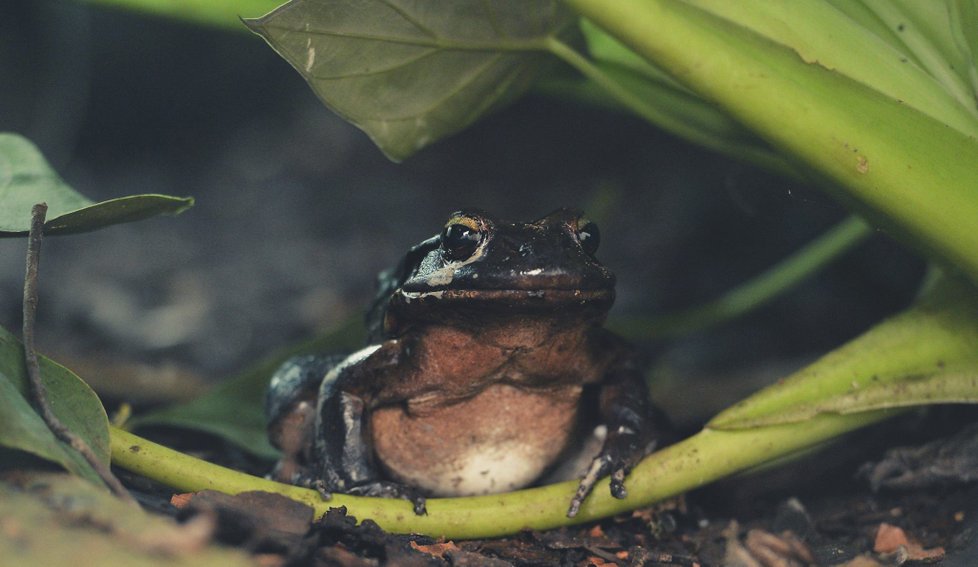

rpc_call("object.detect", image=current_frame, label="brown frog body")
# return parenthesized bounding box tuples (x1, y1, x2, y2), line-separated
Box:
(265, 209, 664, 516)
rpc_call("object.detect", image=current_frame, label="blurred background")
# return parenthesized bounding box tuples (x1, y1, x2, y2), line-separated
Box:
(0, 1, 925, 426)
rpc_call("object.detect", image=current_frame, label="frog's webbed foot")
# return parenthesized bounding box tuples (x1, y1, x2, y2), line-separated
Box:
(566, 427, 656, 518)
(347, 481, 428, 516)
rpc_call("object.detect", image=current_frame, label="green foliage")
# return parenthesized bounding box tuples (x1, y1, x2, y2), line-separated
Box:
(0, 133, 193, 488)
(245, 0, 578, 161)
(0, 326, 109, 485)
(0, 133, 193, 236)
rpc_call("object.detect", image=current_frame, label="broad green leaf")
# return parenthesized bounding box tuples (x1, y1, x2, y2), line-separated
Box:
(950, 0, 978, 90)
(0, 133, 193, 236)
(684, 0, 978, 137)
(775, 368, 978, 418)
(0, 325, 110, 482)
(873, 0, 978, 112)
(131, 317, 364, 459)
(245, 0, 577, 161)
(710, 273, 978, 430)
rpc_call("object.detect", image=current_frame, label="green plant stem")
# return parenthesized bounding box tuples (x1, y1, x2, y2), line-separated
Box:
(81, 0, 281, 30)
(110, 408, 888, 539)
(544, 37, 801, 180)
(563, 0, 978, 288)
(613, 215, 873, 339)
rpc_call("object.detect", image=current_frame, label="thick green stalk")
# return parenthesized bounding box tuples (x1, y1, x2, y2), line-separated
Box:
(563, 0, 978, 287)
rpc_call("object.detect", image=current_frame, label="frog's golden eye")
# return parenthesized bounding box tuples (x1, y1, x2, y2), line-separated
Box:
(441, 216, 483, 261)
(575, 219, 600, 256)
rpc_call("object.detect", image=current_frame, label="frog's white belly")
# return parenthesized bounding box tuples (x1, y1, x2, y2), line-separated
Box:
(370, 383, 582, 496)
(416, 438, 546, 496)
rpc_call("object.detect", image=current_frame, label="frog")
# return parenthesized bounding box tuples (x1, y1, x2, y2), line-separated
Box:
(265, 208, 666, 517)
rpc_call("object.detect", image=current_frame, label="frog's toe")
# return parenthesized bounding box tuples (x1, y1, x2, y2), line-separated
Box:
(567, 453, 612, 518)
(347, 481, 428, 515)
(609, 467, 627, 499)
(566, 431, 656, 517)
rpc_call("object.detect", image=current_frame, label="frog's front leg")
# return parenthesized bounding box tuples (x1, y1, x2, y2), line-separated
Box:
(568, 337, 668, 518)
(312, 343, 428, 515)
(266, 354, 348, 484)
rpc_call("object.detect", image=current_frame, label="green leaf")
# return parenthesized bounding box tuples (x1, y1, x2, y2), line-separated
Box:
(949, 0, 978, 90)
(245, 0, 577, 161)
(0, 133, 193, 236)
(0, 325, 110, 484)
(710, 272, 978, 430)
(684, 0, 978, 136)
(131, 317, 365, 459)
(0, 373, 100, 483)
(781, 368, 978, 418)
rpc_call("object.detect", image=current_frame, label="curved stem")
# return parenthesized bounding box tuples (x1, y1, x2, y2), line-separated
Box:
(111, 407, 887, 539)
(612, 215, 874, 339)
(23, 203, 134, 503)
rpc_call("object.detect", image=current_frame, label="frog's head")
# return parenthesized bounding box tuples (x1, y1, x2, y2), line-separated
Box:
(370, 209, 616, 337)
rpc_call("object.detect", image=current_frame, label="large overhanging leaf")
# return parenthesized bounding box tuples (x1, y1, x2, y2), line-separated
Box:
(245, 0, 578, 161)
(0, 133, 193, 236)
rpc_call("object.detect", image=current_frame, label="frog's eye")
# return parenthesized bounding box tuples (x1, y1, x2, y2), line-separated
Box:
(575, 220, 600, 256)
(441, 222, 483, 261)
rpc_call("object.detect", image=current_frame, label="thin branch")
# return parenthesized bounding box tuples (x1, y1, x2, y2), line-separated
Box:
(22, 202, 135, 504)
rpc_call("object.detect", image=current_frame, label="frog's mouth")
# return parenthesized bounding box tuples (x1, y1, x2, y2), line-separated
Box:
(390, 287, 615, 310)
